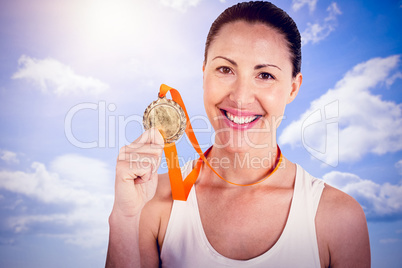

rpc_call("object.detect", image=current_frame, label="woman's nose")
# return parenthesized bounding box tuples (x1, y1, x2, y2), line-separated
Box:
(229, 77, 255, 107)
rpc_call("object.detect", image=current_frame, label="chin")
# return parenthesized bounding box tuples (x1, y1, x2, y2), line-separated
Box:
(214, 132, 259, 154)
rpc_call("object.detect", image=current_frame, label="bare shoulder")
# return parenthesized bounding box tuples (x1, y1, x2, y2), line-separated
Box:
(316, 184, 371, 267)
(318, 183, 366, 221)
(141, 172, 172, 225)
(155, 172, 173, 200)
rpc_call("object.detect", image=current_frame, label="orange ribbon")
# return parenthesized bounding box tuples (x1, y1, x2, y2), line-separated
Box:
(159, 84, 282, 201)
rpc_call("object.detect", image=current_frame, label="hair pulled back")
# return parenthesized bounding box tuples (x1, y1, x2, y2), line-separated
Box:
(204, 1, 301, 77)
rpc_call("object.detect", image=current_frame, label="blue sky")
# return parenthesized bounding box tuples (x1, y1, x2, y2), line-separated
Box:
(0, 0, 401, 267)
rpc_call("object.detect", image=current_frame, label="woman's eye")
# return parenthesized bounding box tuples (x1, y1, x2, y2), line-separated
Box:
(218, 66, 232, 74)
(258, 72, 274, 80)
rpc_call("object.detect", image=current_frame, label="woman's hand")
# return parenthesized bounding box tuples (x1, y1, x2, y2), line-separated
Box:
(113, 128, 164, 217)
(106, 128, 164, 267)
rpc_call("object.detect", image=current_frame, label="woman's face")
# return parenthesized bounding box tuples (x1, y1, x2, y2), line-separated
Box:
(203, 21, 302, 153)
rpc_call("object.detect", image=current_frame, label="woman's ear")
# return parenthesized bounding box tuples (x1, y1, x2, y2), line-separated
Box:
(287, 72, 302, 104)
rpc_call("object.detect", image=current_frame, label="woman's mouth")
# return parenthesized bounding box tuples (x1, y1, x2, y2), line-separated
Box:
(220, 109, 262, 130)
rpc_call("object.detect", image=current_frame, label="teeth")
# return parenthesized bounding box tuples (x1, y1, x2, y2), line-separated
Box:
(225, 111, 258, 125)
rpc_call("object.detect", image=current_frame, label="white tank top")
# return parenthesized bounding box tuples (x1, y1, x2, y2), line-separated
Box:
(161, 161, 325, 268)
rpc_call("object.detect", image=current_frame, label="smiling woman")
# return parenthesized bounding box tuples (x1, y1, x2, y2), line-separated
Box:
(202, 21, 300, 152)
(105, 2, 371, 268)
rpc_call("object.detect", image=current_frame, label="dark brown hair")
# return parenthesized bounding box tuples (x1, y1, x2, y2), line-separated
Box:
(204, 1, 301, 77)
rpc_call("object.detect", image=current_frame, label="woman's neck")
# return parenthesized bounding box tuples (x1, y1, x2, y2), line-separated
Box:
(204, 143, 280, 186)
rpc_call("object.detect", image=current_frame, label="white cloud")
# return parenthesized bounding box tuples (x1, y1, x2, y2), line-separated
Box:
(11, 55, 109, 96)
(0, 154, 114, 248)
(301, 2, 342, 45)
(159, 0, 201, 12)
(324, 2, 341, 21)
(280, 55, 402, 165)
(50, 154, 112, 193)
(0, 150, 19, 164)
(292, 0, 318, 13)
(323, 171, 402, 220)
(386, 71, 402, 87)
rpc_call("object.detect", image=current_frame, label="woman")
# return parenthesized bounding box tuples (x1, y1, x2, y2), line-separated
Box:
(106, 2, 370, 267)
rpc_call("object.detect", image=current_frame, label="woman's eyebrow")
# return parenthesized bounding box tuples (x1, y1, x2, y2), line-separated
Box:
(212, 56, 237, 66)
(255, 64, 282, 71)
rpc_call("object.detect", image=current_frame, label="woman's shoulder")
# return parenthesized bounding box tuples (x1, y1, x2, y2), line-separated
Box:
(141, 172, 172, 221)
(142, 173, 173, 217)
(155, 172, 173, 201)
(318, 183, 365, 221)
(295, 164, 361, 215)
(315, 183, 370, 267)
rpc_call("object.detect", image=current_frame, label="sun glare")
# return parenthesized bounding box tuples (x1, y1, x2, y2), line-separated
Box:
(82, 0, 144, 45)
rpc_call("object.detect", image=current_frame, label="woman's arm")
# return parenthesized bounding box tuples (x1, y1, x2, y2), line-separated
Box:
(139, 172, 172, 268)
(139, 200, 163, 268)
(106, 210, 142, 267)
(105, 129, 164, 267)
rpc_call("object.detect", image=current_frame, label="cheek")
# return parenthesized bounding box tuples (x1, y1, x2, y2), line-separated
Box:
(259, 89, 289, 116)
(203, 77, 216, 121)
(203, 77, 212, 108)
(203, 74, 225, 109)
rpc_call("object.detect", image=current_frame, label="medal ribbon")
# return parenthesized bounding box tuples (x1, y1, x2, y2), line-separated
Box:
(159, 84, 282, 201)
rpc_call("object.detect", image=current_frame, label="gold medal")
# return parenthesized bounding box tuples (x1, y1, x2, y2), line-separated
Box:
(143, 95, 187, 143)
